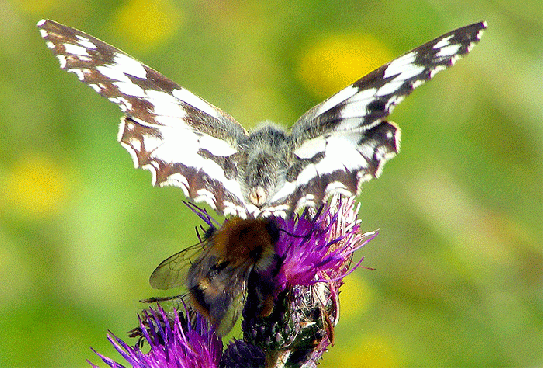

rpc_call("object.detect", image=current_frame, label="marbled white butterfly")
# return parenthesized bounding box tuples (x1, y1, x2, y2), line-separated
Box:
(38, 20, 485, 218)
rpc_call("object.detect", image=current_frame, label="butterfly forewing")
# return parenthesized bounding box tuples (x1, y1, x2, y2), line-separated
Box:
(268, 22, 486, 213)
(292, 22, 486, 137)
(38, 19, 250, 217)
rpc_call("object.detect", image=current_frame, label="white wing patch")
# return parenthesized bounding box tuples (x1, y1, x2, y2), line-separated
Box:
(75, 35, 96, 49)
(114, 53, 147, 78)
(383, 51, 417, 79)
(146, 90, 188, 118)
(436, 44, 462, 58)
(114, 80, 147, 97)
(336, 90, 378, 119)
(199, 135, 238, 156)
(313, 85, 359, 117)
(171, 89, 221, 118)
(63, 43, 89, 57)
(293, 136, 327, 159)
(299, 133, 369, 181)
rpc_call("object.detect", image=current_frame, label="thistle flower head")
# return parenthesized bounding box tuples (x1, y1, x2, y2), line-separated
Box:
(220, 340, 266, 368)
(275, 195, 377, 292)
(242, 195, 377, 366)
(89, 305, 222, 368)
(91, 196, 377, 367)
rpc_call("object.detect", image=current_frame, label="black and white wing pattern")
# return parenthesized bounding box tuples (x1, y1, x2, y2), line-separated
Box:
(38, 19, 250, 217)
(263, 21, 487, 215)
(38, 20, 486, 218)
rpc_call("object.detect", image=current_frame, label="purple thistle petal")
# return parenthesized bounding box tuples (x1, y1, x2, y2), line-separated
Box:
(90, 305, 222, 368)
(184, 201, 220, 230)
(274, 195, 376, 292)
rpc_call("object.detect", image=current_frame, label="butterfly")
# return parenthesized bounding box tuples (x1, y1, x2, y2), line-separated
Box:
(38, 20, 486, 218)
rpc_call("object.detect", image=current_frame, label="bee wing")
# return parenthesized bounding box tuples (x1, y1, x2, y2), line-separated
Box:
(149, 243, 204, 290)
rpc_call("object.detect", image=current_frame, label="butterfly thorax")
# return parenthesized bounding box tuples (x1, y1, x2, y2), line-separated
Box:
(240, 123, 291, 208)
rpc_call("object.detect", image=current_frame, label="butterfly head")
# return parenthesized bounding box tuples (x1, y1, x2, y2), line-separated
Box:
(249, 186, 268, 206)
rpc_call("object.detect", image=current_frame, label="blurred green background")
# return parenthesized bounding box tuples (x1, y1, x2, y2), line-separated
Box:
(1, 0, 542, 366)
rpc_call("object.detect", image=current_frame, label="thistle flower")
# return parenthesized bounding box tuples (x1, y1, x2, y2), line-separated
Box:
(91, 195, 376, 367)
(89, 305, 222, 368)
(243, 195, 377, 366)
(275, 195, 376, 291)
(220, 340, 266, 368)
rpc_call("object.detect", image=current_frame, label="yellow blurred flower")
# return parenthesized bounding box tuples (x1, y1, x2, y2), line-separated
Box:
(340, 334, 399, 368)
(1, 154, 69, 219)
(297, 33, 393, 98)
(339, 274, 373, 319)
(113, 0, 183, 51)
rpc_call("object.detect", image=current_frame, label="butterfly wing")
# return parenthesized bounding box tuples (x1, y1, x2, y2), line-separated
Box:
(266, 21, 486, 212)
(37, 19, 251, 217)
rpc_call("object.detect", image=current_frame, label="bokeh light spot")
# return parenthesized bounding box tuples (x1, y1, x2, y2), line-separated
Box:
(340, 274, 372, 319)
(113, 0, 183, 50)
(1, 154, 69, 219)
(297, 33, 392, 98)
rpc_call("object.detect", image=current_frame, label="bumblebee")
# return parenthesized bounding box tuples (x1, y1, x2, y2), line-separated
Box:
(149, 217, 281, 335)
